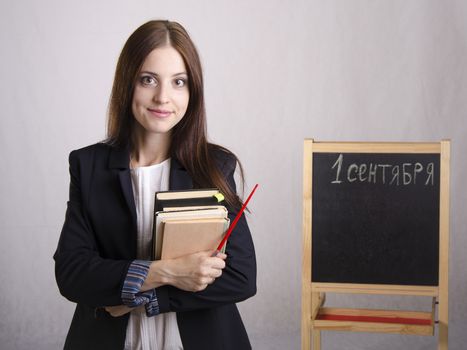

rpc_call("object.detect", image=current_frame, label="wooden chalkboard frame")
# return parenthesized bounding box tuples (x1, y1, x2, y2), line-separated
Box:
(301, 140, 450, 350)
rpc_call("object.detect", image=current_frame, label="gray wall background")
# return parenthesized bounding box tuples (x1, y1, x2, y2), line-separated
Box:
(1, 0, 466, 349)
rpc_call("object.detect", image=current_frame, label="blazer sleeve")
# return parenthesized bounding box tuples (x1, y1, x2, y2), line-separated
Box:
(156, 154, 257, 313)
(54, 150, 132, 308)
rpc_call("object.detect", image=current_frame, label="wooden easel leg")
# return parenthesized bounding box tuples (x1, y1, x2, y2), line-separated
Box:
(302, 325, 311, 350)
(302, 287, 312, 350)
(437, 291, 448, 350)
(310, 292, 324, 350)
(312, 329, 321, 350)
(438, 139, 450, 349)
(438, 297, 448, 350)
(438, 322, 448, 350)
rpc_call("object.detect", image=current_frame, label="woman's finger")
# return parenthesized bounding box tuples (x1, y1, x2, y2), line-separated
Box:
(209, 257, 226, 270)
(214, 252, 227, 259)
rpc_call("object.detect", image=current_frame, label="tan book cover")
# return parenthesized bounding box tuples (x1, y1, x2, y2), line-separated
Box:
(160, 217, 229, 260)
(153, 207, 228, 260)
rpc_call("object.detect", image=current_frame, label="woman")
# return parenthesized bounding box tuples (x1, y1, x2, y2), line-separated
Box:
(54, 20, 256, 350)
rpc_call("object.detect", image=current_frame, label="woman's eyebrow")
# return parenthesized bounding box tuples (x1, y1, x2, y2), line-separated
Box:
(140, 70, 187, 77)
(140, 71, 158, 77)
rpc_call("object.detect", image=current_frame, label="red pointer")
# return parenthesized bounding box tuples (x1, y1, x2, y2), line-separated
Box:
(212, 184, 259, 255)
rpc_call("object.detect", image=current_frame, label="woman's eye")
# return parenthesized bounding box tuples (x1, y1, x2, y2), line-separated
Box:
(141, 76, 156, 85)
(174, 78, 187, 87)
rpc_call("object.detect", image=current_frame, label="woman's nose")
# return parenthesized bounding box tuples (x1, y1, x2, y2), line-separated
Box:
(153, 84, 169, 104)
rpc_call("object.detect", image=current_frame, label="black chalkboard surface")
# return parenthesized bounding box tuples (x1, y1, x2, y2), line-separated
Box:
(312, 153, 440, 286)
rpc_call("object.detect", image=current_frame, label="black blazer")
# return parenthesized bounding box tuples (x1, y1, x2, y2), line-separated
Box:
(54, 143, 256, 350)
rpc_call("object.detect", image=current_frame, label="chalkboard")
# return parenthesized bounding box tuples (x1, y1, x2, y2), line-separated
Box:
(312, 152, 440, 286)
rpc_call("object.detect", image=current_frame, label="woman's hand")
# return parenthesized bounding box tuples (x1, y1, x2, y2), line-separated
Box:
(104, 305, 134, 317)
(106, 251, 226, 317)
(142, 251, 227, 292)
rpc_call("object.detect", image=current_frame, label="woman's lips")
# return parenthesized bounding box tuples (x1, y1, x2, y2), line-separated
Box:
(148, 108, 172, 118)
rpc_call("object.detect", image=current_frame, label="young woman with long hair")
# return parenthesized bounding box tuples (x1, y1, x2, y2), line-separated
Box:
(54, 20, 256, 350)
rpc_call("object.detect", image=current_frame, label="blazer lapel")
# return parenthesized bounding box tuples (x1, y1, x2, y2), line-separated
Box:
(118, 171, 137, 228)
(108, 145, 137, 228)
(108, 146, 193, 227)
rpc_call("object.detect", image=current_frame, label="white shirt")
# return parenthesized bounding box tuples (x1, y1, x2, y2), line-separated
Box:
(125, 158, 183, 350)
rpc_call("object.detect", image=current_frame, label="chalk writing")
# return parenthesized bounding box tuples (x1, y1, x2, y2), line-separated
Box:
(331, 154, 434, 186)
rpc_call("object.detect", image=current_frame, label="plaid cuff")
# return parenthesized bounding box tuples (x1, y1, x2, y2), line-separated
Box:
(122, 260, 155, 308)
(145, 293, 160, 317)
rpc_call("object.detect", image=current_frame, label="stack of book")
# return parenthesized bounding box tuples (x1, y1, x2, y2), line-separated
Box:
(152, 189, 229, 260)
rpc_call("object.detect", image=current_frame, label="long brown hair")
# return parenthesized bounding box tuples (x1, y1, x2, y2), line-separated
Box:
(106, 20, 244, 209)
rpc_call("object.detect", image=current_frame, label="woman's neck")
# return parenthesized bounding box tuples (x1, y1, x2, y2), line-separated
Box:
(131, 129, 171, 167)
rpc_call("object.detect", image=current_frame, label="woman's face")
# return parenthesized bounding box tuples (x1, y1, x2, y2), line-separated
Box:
(132, 45, 190, 137)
